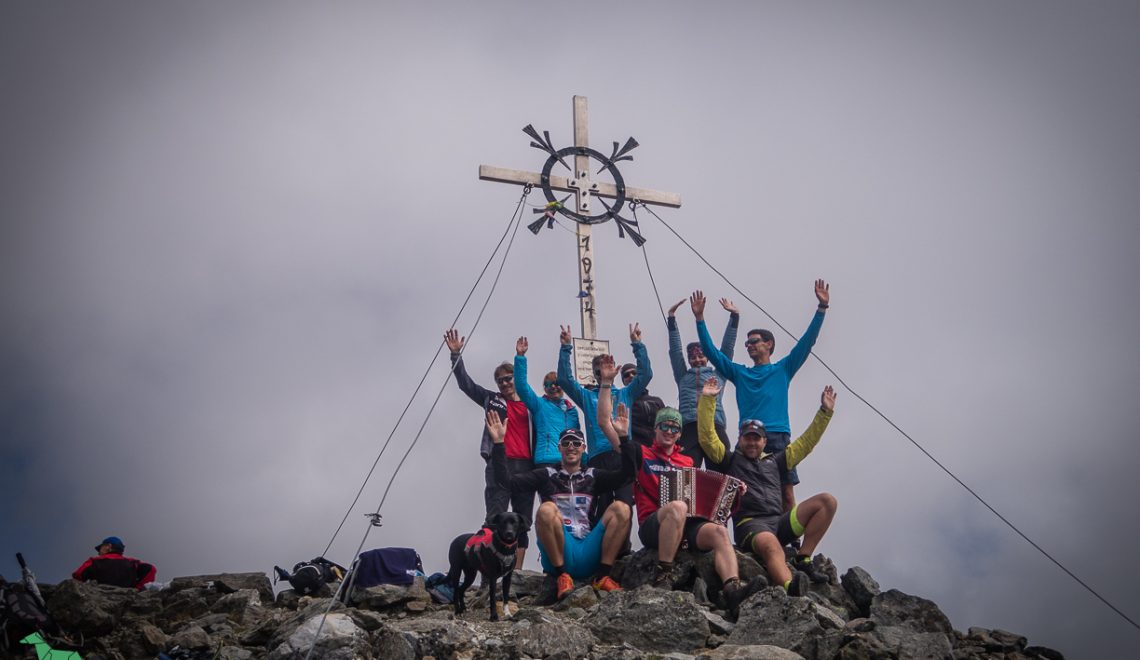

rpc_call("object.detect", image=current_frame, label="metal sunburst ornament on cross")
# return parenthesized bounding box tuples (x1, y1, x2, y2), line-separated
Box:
(479, 96, 681, 345)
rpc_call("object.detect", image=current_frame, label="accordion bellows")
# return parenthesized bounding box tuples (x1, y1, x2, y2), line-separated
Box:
(658, 468, 746, 525)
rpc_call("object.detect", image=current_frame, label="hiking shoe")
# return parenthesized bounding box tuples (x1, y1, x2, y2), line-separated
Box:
(592, 576, 622, 593)
(723, 576, 764, 618)
(651, 565, 679, 590)
(786, 571, 808, 597)
(556, 573, 575, 600)
(795, 556, 830, 584)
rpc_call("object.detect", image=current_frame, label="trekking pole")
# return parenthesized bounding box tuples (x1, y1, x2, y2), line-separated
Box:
(16, 553, 46, 610)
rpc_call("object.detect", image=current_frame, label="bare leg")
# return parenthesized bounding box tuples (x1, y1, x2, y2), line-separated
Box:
(794, 493, 837, 556)
(515, 547, 526, 568)
(750, 531, 790, 587)
(599, 501, 632, 565)
(535, 501, 564, 567)
(655, 501, 688, 563)
(693, 521, 738, 582)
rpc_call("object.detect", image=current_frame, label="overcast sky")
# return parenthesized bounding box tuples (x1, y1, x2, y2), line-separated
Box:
(3, 2, 1139, 657)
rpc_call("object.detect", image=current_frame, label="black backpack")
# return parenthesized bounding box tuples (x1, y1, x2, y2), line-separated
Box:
(0, 580, 55, 654)
(273, 557, 347, 596)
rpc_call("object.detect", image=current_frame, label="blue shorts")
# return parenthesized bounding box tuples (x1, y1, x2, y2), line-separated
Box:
(538, 521, 607, 579)
(765, 432, 799, 486)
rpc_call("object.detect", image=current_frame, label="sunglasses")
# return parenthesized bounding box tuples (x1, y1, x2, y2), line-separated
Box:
(495, 375, 514, 384)
(656, 423, 682, 434)
(745, 337, 766, 346)
(543, 381, 559, 389)
(622, 371, 636, 379)
(559, 439, 585, 448)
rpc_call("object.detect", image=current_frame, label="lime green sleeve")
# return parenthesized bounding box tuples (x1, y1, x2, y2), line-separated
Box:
(784, 408, 834, 470)
(698, 394, 727, 464)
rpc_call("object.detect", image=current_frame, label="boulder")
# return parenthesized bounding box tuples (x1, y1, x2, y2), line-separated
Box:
(515, 619, 597, 658)
(727, 586, 843, 659)
(840, 566, 880, 617)
(169, 573, 274, 603)
(168, 625, 211, 650)
(268, 612, 370, 660)
(872, 624, 953, 659)
(352, 575, 431, 610)
(699, 644, 806, 659)
(47, 580, 130, 635)
(870, 589, 953, 634)
(583, 586, 711, 653)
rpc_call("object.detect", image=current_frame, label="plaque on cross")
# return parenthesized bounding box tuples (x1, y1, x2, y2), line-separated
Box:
(479, 96, 682, 344)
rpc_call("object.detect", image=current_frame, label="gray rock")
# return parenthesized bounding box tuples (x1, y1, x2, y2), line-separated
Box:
(844, 618, 876, 633)
(216, 648, 253, 660)
(47, 580, 129, 635)
(583, 587, 711, 653)
(699, 644, 806, 659)
(276, 589, 300, 609)
(508, 569, 550, 598)
(727, 587, 840, 659)
(268, 612, 370, 660)
(376, 616, 480, 659)
(212, 588, 262, 621)
(553, 584, 599, 611)
(807, 582, 859, 620)
(1023, 645, 1066, 659)
(702, 609, 736, 635)
(169, 572, 274, 603)
(352, 575, 431, 610)
(137, 622, 168, 653)
(516, 619, 597, 658)
(872, 624, 952, 659)
(870, 589, 953, 635)
(169, 625, 211, 650)
(840, 567, 880, 617)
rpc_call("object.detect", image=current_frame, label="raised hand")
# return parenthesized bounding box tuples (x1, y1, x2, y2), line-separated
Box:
(690, 290, 707, 320)
(821, 385, 837, 412)
(597, 354, 619, 383)
(560, 325, 573, 345)
(613, 403, 630, 438)
(486, 410, 506, 444)
(701, 376, 722, 397)
(815, 279, 830, 307)
(629, 322, 642, 343)
(667, 298, 686, 317)
(516, 336, 528, 356)
(444, 329, 465, 354)
(719, 298, 739, 314)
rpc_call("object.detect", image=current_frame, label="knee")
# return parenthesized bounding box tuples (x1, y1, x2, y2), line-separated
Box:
(662, 501, 687, 523)
(537, 501, 559, 524)
(817, 492, 838, 512)
(606, 501, 631, 523)
(711, 524, 731, 548)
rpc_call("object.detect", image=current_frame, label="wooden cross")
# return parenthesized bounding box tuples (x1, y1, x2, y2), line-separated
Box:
(479, 96, 681, 340)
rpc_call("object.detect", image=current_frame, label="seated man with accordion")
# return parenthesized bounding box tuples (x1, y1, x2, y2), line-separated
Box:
(698, 377, 839, 595)
(595, 355, 760, 616)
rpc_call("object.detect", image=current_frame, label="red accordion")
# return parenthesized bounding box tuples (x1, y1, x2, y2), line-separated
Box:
(658, 468, 746, 525)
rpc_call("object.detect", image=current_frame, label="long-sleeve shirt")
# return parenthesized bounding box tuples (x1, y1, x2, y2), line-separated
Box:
(450, 353, 534, 460)
(73, 553, 157, 590)
(514, 354, 581, 465)
(556, 341, 652, 457)
(667, 313, 738, 426)
(698, 393, 833, 520)
(697, 310, 824, 434)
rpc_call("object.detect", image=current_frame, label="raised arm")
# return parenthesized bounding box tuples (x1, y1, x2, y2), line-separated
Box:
(667, 298, 688, 381)
(718, 298, 740, 359)
(783, 385, 836, 470)
(783, 280, 829, 375)
(697, 376, 730, 466)
(692, 291, 736, 380)
(446, 328, 495, 405)
(623, 323, 653, 398)
(555, 324, 589, 407)
(513, 337, 540, 409)
(595, 354, 623, 450)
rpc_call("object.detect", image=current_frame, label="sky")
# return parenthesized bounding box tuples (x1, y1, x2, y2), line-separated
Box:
(3, 1, 1139, 657)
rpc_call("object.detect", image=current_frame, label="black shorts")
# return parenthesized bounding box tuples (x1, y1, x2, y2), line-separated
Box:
(638, 509, 712, 552)
(734, 512, 798, 551)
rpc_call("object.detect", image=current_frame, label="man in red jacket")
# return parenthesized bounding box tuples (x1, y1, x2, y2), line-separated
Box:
(72, 536, 156, 590)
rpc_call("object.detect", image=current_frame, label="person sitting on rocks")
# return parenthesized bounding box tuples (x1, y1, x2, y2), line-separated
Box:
(487, 407, 633, 602)
(72, 536, 156, 590)
(594, 355, 757, 614)
(698, 377, 839, 595)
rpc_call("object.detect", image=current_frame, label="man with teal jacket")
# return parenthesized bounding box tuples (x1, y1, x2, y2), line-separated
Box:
(515, 336, 581, 467)
(693, 280, 830, 512)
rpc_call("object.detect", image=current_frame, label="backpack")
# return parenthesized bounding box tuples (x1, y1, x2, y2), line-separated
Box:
(0, 581, 56, 654)
(273, 557, 347, 596)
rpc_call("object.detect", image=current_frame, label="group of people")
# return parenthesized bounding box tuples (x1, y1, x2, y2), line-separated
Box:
(447, 279, 839, 610)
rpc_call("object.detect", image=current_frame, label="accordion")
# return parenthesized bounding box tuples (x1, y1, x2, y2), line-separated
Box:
(658, 468, 746, 525)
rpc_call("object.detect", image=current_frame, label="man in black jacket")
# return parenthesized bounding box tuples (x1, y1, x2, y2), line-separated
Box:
(621, 362, 664, 447)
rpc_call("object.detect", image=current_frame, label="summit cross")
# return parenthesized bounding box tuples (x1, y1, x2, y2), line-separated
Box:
(479, 95, 681, 341)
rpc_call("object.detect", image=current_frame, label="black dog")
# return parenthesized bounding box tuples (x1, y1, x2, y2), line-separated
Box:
(446, 511, 526, 621)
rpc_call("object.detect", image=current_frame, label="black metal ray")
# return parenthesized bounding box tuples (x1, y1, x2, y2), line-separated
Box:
(614, 214, 646, 246)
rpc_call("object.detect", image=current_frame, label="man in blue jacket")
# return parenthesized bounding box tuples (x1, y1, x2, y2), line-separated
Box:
(666, 295, 739, 467)
(514, 336, 580, 468)
(556, 322, 652, 521)
(692, 280, 829, 512)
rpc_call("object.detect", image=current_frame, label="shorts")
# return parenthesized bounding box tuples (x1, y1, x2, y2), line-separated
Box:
(764, 432, 799, 485)
(538, 521, 607, 579)
(637, 509, 712, 552)
(734, 506, 804, 551)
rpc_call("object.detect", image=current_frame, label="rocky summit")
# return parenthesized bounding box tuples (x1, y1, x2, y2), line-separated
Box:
(4, 549, 1064, 659)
